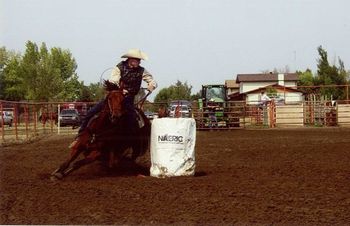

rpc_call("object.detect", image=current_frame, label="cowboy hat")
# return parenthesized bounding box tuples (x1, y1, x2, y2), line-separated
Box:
(121, 49, 148, 60)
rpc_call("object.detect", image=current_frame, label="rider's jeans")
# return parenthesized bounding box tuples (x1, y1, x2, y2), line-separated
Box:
(123, 95, 138, 134)
(78, 99, 105, 133)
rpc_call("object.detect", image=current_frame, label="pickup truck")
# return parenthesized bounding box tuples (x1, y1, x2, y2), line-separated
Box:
(0, 111, 13, 127)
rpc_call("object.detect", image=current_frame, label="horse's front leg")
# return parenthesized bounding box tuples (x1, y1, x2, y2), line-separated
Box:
(50, 137, 88, 180)
(62, 149, 101, 176)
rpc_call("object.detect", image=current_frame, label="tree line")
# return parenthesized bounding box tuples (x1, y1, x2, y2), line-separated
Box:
(0, 41, 197, 103)
(1, 42, 349, 102)
(297, 46, 350, 99)
(0, 41, 103, 102)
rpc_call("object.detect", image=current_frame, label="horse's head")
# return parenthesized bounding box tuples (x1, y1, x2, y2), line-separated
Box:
(106, 90, 125, 123)
(104, 80, 126, 123)
(107, 90, 125, 123)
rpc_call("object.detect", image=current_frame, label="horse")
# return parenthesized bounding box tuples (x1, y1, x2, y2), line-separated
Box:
(157, 105, 169, 118)
(50, 81, 151, 180)
(157, 104, 182, 118)
(39, 112, 58, 125)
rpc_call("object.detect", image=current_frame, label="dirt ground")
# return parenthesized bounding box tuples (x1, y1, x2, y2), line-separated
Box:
(1, 128, 350, 225)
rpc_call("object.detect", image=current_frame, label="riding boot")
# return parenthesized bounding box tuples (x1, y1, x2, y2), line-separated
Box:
(78, 99, 105, 135)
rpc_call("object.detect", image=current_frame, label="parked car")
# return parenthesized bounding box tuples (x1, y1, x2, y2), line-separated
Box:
(0, 111, 13, 127)
(169, 105, 191, 118)
(59, 109, 81, 127)
(169, 100, 192, 111)
(144, 111, 157, 120)
(170, 100, 191, 107)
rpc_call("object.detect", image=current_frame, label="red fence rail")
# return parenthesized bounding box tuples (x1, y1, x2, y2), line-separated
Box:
(1, 99, 350, 144)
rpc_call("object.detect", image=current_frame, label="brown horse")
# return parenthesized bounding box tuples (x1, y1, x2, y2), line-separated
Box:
(50, 81, 151, 180)
(157, 105, 169, 118)
(39, 112, 58, 125)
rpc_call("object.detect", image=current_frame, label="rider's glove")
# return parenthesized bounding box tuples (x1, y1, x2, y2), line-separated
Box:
(147, 84, 155, 92)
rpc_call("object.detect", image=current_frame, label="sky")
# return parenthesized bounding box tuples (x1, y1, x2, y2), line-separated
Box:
(1, 0, 350, 100)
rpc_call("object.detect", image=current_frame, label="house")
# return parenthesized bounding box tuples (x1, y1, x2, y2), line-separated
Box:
(229, 73, 304, 104)
(236, 73, 299, 93)
(230, 84, 305, 104)
(225, 80, 239, 97)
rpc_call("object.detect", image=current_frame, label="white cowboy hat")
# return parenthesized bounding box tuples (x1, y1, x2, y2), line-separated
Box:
(121, 49, 148, 60)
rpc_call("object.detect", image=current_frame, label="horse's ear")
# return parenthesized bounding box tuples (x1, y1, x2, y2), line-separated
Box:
(103, 80, 109, 88)
(104, 80, 119, 91)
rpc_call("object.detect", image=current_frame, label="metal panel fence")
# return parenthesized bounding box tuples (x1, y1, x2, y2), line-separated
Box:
(1, 99, 350, 144)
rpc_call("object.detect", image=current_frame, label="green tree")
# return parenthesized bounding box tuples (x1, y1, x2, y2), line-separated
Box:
(78, 84, 94, 102)
(190, 90, 201, 100)
(1, 42, 80, 101)
(154, 80, 193, 103)
(297, 69, 314, 87)
(77, 82, 104, 102)
(1, 47, 10, 99)
(297, 69, 316, 94)
(338, 58, 350, 84)
(0, 47, 24, 100)
(20, 41, 78, 101)
(3, 57, 26, 100)
(315, 46, 347, 99)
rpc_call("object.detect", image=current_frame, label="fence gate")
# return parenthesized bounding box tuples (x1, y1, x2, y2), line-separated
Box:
(303, 101, 337, 126)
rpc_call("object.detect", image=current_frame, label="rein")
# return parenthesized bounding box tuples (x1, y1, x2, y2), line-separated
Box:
(135, 91, 152, 108)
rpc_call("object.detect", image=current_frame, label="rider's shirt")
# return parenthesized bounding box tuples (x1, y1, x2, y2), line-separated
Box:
(109, 61, 157, 95)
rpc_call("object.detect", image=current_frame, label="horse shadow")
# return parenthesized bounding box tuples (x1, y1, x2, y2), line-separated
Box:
(99, 158, 150, 177)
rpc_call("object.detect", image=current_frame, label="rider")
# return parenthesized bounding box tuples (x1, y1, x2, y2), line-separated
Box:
(78, 49, 157, 135)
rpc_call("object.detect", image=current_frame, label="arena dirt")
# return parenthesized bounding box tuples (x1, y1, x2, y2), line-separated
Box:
(1, 128, 350, 225)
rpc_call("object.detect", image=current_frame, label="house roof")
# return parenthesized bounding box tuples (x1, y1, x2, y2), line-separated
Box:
(244, 84, 303, 94)
(228, 83, 304, 99)
(225, 80, 239, 88)
(236, 73, 298, 83)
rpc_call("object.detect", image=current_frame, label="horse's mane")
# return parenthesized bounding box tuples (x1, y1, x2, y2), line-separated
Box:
(103, 80, 120, 92)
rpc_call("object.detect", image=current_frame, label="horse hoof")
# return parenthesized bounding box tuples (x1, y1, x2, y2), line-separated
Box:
(50, 172, 63, 180)
(50, 175, 59, 181)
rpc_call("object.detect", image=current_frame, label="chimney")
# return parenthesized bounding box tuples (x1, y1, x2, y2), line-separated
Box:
(278, 73, 284, 86)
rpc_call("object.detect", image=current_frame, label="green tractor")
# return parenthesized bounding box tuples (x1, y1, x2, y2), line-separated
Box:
(196, 84, 229, 128)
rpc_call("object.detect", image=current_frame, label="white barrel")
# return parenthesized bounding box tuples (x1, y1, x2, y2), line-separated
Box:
(150, 118, 196, 177)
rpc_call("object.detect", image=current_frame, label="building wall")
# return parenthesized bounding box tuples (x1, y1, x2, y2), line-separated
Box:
(246, 91, 303, 105)
(227, 88, 239, 96)
(284, 92, 304, 104)
(338, 104, 350, 126)
(240, 81, 297, 93)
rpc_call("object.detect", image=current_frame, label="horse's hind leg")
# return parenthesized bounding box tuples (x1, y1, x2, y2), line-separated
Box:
(107, 149, 125, 168)
(109, 151, 115, 168)
(131, 137, 144, 161)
